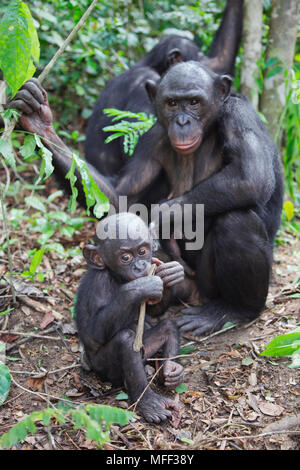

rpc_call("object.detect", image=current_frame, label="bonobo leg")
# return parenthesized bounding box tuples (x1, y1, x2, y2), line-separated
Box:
(143, 319, 184, 389)
(178, 210, 273, 336)
(89, 328, 178, 423)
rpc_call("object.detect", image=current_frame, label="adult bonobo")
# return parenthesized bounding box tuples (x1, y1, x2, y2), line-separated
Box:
(76, 213, 187, 423)
(85, 0, 243, 176)
(141, 61, 283, 335)
(8, 60, 283, 337)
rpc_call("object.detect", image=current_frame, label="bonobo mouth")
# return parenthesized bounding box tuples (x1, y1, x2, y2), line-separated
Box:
(172, 134, 202, 155)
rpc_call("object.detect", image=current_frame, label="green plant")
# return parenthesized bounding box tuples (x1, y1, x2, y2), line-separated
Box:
(103, 108, 157, 156)
(260, 327, 300, 368)
(0, 0, 39, 97)
(0, 402, 133, 449)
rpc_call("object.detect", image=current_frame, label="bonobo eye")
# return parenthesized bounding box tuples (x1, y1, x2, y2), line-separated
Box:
(120, 253, 132, 264)
(189, 98, 201, 106)
(166, 99, 177, 108)
(138, 247, 148, 256)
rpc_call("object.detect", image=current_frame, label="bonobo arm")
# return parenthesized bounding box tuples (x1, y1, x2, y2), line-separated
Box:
(81, 274, 164, 345)
(7, 79, 119, 208)
(164, 96, 276, 216)
(205, 0, 243, 75)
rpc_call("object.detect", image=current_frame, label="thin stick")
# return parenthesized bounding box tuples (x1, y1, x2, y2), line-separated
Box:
(133, 264, 156, 353)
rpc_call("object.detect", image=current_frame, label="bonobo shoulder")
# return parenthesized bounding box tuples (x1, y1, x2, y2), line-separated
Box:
(219, 93, 273, 139)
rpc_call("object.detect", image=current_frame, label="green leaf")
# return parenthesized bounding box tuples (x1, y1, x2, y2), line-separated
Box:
(25, 195, 46, 212)
(283, 201, 294, 221)
(241, 356, 254, 366)
(115, 391, 128, 400)
(0, 1, 40, 97)
(29, 249, 45, 275)
(175, 383, 188, 394)
(0, 308, 14, 317)
(260, 329, 300, 357)
(0, 363, 11, 405)
(67, 152, 109, 218)
(288, 353, 300, 369)
(35, 134, 54, 181)
(103, 108, 156, 156)
(20, 134, 37, 159)
(0, 138, 16, 169)
(265, 65, 283, 80)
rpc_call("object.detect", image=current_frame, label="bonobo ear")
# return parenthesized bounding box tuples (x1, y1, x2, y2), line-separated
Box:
(145, 80, 157, 103)
(83, 244, 105, 270)
(149, 222, 159, 252)
(216, 74, 232, 102)
(167, 48, 182, 67)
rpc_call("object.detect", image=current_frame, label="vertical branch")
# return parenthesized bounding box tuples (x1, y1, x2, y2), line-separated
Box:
(0, 81, 16, 304)
(240, 0, 263, 109)
(260, 0, 300, 140)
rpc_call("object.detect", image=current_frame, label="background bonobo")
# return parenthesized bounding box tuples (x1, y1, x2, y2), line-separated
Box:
(75, 213, 188, 424)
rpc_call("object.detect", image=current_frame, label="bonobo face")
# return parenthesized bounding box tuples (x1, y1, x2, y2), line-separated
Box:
(84, 213, 154, 282)
(146, 61, 232, 156)
(110, 236, 153, 282)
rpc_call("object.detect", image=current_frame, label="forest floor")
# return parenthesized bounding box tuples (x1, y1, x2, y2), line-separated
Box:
(0, 171, 299, 451)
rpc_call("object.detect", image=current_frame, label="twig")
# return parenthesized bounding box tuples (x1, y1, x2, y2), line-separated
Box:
(182, 323, 237, 344)
(6, 325, 58, 352)
(0, 191, 16, 304)
(133, 264, 156, 352)
(197, 429, 300, 446)
(128, 362, 165, 413)
(55, 325, 80, 363)
(9, 363, 80, 376)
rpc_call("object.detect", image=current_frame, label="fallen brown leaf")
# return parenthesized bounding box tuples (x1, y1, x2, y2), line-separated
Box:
(27, 374, 47, 391)
(40, 311, 55, 329)
(259, 401, 284, 417)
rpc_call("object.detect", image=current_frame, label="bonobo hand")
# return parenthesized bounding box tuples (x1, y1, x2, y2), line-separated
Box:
(162, 360, 184, 389)
(7, 78, 54, 138)
(137, 389, 179, 424)
(131, 275, 163, 304)
(152, 257, 184, 287)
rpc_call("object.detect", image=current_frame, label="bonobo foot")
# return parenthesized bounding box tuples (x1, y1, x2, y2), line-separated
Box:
(160, 360, 184, 389)
(136, 389, 179, 424)
(177, 300, 247, 336)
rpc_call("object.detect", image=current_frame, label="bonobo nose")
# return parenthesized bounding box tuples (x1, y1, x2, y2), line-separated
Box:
(176, 113, 190, 127)
(134, 260, 147, 272)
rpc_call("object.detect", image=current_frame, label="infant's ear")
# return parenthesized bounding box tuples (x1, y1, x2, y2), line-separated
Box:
(82, 244, 105, 270)
(149, 222, 159, 252)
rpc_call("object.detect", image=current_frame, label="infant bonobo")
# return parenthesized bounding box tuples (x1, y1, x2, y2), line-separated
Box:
(75, 212, 186, 423)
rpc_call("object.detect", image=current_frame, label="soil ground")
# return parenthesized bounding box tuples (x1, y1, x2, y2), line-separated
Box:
(0, 174, 299, 451)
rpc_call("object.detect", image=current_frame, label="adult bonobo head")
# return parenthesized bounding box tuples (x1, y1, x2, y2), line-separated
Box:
(146, 61, 232, 155)
(83, 213, 156, 282)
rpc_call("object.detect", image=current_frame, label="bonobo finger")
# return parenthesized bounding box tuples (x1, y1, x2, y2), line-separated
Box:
(165, 366, 183, 378)
(7, 99, 33, 115)
(156, 265, 182, 278)
(151, 257, 163, 267)
(165, 276, 185, 287)
(14, 89, 41, 112)
(163, 273, 185, 287)
(156, 261, 182, 274)
(165, 399, 179, 412)
(23, 80, 44, 104)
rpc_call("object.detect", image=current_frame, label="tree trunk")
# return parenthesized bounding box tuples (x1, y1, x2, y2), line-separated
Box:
(240, 0, 263, 109)
(260, 0, 300, 140)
